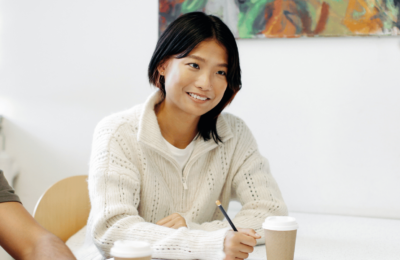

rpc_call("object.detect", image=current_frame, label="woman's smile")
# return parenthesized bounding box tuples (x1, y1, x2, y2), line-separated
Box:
(186, 91, 210, 104)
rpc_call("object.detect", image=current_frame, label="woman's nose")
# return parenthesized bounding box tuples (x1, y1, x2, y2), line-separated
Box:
(196, 72, 212, 91)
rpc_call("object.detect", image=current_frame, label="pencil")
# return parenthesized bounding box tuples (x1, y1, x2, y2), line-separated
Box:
(216, 200, 238, 232)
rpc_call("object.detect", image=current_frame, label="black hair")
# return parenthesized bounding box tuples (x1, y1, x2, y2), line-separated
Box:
(148, 12, 241, 144)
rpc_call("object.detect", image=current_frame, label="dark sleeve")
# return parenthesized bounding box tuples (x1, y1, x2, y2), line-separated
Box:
(0, 170, 21, 203)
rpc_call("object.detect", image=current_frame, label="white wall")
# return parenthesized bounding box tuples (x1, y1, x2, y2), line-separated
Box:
(1, 0, 399, 228)
(227, 38, 400, 219)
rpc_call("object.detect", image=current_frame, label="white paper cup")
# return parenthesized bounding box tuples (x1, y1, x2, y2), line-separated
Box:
(110, 240, 152, 260)
(262, 216, 299, 260)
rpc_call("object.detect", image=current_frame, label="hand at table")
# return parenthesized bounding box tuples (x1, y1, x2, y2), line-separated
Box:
(224, 228, 260, 260)
(156, 213, 187, 229)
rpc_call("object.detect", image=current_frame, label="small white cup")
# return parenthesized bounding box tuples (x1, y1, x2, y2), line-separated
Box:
(110, 240, 152, 260)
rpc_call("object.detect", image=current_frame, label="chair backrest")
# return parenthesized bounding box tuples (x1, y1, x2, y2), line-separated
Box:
(33, 175, 90, 242)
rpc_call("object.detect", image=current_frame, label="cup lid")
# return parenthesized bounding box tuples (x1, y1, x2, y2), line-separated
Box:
(262, 216, 298, 231)
(110, 240, 152, 258)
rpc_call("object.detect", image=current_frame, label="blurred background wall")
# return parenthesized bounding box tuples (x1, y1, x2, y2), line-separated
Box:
(0, 1, 399, 252)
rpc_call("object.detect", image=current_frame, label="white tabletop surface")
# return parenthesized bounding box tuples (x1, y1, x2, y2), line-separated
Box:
(70, 212, 400, 260)
(247, 212, 400, 260)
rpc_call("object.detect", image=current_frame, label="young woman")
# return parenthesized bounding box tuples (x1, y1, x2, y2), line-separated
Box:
(85, 12, 287, 260)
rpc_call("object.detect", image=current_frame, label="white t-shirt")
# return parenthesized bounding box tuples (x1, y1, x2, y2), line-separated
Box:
(163, 137, 195, 171)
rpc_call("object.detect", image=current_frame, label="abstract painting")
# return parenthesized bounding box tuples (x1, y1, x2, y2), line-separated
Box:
(159, 0, 400, 38)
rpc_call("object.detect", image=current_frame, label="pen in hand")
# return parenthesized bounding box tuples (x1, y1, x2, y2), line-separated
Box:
(216, 200, 238, 232)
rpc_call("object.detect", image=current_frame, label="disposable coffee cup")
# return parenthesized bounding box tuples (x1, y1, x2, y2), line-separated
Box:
(263, 216, 298, 260)
(110, 240, 152, 260)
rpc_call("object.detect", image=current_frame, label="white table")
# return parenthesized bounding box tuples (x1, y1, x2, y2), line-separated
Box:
(247, 212, 400, 260)
(69, 212, 400, 260)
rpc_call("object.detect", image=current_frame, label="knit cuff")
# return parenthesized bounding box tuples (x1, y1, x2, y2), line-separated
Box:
(184, 217, 230, 231)
(194, 227, 231, 260)
(184, 218, 202, 230)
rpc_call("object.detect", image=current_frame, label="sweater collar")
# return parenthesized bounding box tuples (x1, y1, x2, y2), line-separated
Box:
(137, 90, 233, 161)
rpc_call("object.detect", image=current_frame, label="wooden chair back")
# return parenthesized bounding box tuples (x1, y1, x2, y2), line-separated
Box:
(33, 175, 90, 242)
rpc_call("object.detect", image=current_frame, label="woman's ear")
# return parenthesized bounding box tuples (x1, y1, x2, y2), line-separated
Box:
(157, 57, 170, 76)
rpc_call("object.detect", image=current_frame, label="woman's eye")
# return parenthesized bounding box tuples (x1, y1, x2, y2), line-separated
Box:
(217, 71, 227, 76)
(189, 63, 199, 69)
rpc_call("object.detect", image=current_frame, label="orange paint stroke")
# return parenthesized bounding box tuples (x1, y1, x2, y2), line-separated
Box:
(262, 0, 299, 38)
(314, 2, 330, 34)
(159, 0, 186, 13)
(262, 0, 330, 37)
(343, 0, 383, 34)
(159, 0, 170, 13)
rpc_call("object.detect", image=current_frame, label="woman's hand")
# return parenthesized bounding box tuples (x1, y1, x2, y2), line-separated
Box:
(223, 228, 260, 260)
(156, 213, 187, 229)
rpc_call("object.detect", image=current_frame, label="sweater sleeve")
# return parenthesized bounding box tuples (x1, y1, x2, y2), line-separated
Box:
(229, 151, 288, 244)
(87, 123, 229, 260)
(184, 117, 288, 245)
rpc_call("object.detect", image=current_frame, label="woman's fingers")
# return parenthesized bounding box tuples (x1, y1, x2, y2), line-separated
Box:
(170, 213, 181, 219)
(156, 213, 182, 225)
(224, 230, 256, 260)
(158, 218, 181, 228)
(234, 250, 249, 259)
(157, 217, 175, 227)
(156, 213, 187, 229)
(156, 215, 172, 225)
(238, 243, 254, 254)
(239, 233, 257, 247)
(162, 221, 175, 228)
(171, 223, 184, 229)
(171, 224, 179, 229)
(163, 221, 184, 229)
(238, 228, 261, 239)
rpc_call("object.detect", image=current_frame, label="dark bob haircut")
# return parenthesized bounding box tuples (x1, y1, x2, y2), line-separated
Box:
(148, 12, 241, 144)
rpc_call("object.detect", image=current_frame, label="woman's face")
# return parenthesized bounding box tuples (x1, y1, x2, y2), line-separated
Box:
(159, 39, 228, 118)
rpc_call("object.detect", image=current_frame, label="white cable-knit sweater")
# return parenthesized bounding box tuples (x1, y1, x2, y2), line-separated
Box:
(84, 90, 288, 260)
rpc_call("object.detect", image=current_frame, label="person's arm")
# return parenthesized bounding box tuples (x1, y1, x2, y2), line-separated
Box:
(229, 150, 288, 244)
(155, 213, 261, 260)
(183, 117, 288, 244)
(87, 122, 229, 260)
(0, 201, 76, 260)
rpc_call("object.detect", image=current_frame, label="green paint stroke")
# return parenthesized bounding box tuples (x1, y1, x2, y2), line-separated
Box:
(323, 0, 348, 35)
(238, 0, 273, 38)
(305, 1, 317, 30)
(352, 8, 366, 19)
(181, 0, 208, 13)
(383, 0, 400, 29)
